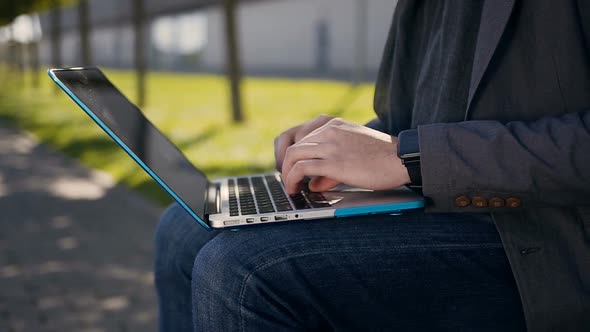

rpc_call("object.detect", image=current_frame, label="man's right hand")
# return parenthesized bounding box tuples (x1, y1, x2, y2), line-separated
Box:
(274, 114, 334, 171)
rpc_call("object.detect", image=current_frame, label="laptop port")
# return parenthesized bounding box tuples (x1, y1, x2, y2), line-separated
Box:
(274, 215, 288, 221)
(246, 218, 255, 223)
(260, 217, 269, 222)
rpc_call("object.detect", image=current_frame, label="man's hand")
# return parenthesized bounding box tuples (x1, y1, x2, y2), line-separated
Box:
(280, 118, 411, 194)
(274, 114, 335, 171)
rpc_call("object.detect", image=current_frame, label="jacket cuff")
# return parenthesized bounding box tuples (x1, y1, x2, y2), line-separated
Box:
(417, 124, 454, 212)
(418, 123, 530, 213)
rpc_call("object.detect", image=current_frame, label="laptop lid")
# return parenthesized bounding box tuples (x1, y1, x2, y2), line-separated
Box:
(48, 67, 211, 230)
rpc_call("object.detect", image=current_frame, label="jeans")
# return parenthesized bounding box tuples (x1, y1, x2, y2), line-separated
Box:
(155, 203, 526, 331)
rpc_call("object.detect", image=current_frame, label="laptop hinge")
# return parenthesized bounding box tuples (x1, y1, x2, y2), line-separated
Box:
(205, 182, 221, 215)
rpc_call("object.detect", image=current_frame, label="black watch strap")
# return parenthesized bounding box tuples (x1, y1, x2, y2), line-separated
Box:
(402, 159, 422, 187)
(397, 129, 422, 187)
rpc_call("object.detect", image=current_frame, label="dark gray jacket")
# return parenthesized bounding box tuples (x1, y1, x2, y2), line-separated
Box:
(375, 1, 590, 330)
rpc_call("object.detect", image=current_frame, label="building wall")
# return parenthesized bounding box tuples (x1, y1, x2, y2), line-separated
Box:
(201, 0, 398, 78)
(37, 0, 399, 80)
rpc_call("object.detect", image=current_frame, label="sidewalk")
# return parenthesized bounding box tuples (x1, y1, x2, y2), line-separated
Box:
(0, 123, 163, 331)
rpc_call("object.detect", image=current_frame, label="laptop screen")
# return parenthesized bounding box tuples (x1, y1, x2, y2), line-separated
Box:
(51, 68, 210, 221)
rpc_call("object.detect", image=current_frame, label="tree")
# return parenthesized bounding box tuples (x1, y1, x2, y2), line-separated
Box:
(223, 0, 244, 123)
(78, 0, 91, 65)
(132, 0, 148, 159)
(49, 0, 62, 93)
(0, 0, 34, 26)
(353, 0, 368, 84)
(133, 0, 146, 107)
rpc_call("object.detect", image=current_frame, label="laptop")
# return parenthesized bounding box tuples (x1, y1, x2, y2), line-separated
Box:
(48, 67, 424, 230)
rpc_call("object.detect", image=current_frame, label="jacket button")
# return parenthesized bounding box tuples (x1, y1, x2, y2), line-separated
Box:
(472, 196, 488, 208)
(455, 196, 471, 207)
(489, 197, 505, 208)
(506, 197, 522, 208)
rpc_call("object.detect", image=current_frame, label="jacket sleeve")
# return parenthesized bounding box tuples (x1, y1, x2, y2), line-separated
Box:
(417, 109, 590, 212)
(365, 118, 387, 132)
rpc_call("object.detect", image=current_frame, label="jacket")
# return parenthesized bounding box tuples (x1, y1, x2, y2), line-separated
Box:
(374, 1, 590, 330)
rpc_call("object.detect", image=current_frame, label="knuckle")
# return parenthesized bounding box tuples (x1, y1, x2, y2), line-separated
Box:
(284, 145, 295, 157)
(293, 160, 306, 172)
(324, 125, 338, 136)
(299, 161, 310, 174)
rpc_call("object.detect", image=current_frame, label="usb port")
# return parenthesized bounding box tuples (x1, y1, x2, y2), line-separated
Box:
(260, 217, 269, 222)
(274, 215, 288, 221)
(246, 218, 255, 223)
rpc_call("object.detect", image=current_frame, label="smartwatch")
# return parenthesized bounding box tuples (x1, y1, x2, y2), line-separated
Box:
(397, 129, 422, 187)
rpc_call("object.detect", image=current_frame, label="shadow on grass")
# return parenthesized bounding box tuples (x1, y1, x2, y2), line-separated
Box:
(1, 110, 273, 206)
(175, 125, 221, 151)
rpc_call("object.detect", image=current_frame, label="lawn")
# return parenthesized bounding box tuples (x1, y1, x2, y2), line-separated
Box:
(0, 68, 376, 205)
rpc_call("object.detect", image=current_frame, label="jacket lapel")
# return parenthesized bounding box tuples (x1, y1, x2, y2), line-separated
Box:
(465, 0, 516, 119)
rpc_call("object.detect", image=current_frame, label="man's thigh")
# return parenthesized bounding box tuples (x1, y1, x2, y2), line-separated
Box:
(192, 211, 526, 331)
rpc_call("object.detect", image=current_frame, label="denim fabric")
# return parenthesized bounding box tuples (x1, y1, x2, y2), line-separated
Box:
(155, 203, 525, 331)
(155, 204, 219, 331)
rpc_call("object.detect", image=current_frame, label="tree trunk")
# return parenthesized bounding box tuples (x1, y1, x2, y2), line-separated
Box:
(353, 0, 368, 84)
(5, 0, 17, 73)
(78, 0, 91, 66)
(133, 0, 146, 107)
(132, 0, 148, 160)
(50, 0, 62, 93)
(30, 41, 40, 88)
(224, 0, 244, 123)
(7, 25, 23, 87)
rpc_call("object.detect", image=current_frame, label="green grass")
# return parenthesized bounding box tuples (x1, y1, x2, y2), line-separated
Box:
(0, 67, 376, 205)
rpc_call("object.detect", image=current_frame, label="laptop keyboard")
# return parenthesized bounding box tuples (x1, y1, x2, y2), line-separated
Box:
(227, 175, 330, 216)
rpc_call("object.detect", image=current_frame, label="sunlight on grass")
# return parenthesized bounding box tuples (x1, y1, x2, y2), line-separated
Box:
(0, 67, 376, 205)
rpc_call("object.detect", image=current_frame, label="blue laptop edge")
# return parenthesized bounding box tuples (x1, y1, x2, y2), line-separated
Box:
(48, 68, 212, 231)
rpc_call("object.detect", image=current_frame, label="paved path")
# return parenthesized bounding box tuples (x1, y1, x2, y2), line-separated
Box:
(0, 123, 164, 331)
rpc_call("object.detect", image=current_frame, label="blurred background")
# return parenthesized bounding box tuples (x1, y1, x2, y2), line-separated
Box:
(0, 0, 397, 331)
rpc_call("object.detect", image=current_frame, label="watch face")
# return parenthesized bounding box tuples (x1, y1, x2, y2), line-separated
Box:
(397, 130, 420, 159)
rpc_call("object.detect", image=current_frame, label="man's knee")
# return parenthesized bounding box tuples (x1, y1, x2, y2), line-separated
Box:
(191, 233, 274, 329)
(191, 231, 324, 330)
(191, 232, 251, 291)
(191, 231, 279, 305)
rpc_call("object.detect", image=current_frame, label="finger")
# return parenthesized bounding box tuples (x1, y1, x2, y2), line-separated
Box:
(308, 176, 340, 192)
(281, 142, 328, 179)
(274, 130, 296, 171)
(276, 116, 335, 171)
(284, 159, 331, 194)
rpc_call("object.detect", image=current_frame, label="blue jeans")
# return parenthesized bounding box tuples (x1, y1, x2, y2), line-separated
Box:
(155, 203, 526, 331)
